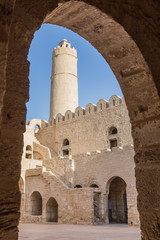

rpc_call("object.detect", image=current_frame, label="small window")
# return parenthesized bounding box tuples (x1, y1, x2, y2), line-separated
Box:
(63, 139, 69, 146)
(90, 184, 99, 188)
(100, 103, 102, 110)
(89, 107, 90, 113)
(66, 44, 68, 47)
(109, 127, 118, 135)
(67, 114, 69, 119)
(63, 149, 69, 156)
(112, 128, 117, 134)
(110, 139, 117, 149)
(25, 153, 32, 159)
(77, 111, 79, 117)
(26, 145, 32, 151)
(113, 99, 115, 106)
(74, 185, 82, 188)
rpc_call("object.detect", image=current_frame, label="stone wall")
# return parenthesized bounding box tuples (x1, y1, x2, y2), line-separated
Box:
(36, 97, 133, 157)
(25, 168, 94, 225)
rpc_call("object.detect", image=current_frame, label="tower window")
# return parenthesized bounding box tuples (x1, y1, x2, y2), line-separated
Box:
(100, 103, 102, 110)
(113, 99, 115, 106)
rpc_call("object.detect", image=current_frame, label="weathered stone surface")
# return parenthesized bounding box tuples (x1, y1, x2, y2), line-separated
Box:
(0, 0, 160, 239)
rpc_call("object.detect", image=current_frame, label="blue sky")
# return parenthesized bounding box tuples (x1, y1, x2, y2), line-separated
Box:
(27, 24, 122, 121)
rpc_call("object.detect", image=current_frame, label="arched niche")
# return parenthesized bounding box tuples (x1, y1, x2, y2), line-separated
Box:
(30, 191, 42, 216)
(46, 197, 58, 222)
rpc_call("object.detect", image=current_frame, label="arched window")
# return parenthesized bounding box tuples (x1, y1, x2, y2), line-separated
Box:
(74, 185, 82, 188)
(26, 145, 32, 151)
(109, 127, 118, 135)
(63, 139, 69, 146)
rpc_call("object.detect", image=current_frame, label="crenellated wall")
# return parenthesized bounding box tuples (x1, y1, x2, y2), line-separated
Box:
(36, 95, 133, 157)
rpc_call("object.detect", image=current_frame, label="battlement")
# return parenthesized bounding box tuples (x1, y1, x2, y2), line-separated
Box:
(49, 95, 123, 126)
(53, 39, 77, 58)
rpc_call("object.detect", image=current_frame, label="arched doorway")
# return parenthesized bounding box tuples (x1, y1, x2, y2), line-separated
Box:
(46, 197, 58, 222)
(108, 177, 128, 224)
(30, 191, 42, 215)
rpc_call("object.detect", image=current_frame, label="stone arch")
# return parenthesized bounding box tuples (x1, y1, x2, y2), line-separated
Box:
(46, 197, 58, 222)
(1, 0, 160, 238)
(30, 191, 42, 216)
(107, 177, 128, 224)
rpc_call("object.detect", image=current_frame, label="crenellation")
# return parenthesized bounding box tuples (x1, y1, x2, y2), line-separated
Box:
(49, 95, 123, 125)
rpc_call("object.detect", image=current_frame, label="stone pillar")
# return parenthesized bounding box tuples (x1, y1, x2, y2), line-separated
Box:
(49, 39, 78, 119)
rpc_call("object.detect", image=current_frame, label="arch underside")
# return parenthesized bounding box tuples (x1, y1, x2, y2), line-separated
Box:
(0, 1, 160, 239)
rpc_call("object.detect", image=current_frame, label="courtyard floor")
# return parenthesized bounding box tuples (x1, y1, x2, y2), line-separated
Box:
(19, 223, 141, 240)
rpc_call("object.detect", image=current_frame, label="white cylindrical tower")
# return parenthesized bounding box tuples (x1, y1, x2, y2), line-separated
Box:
(49, 39, 78, 119)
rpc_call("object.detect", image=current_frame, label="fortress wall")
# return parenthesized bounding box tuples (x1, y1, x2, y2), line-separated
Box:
(36, 96, 133, 156)
(25, 169, 93, 224)
(72, 146, 139, 225)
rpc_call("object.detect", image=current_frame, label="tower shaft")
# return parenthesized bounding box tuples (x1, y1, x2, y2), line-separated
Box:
(49, 40, 78, 119)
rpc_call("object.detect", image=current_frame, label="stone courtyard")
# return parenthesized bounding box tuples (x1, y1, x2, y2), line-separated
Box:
(19, 223, 140, 240)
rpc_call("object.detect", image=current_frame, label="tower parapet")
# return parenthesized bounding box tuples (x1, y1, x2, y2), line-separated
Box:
(49, 39, 78, 120)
